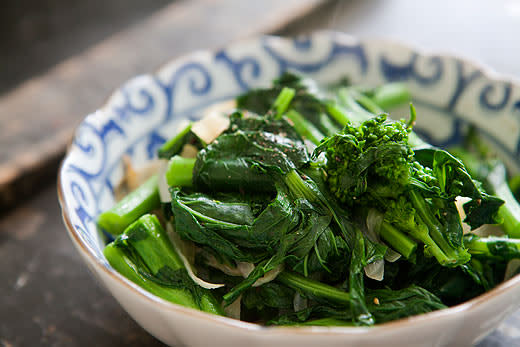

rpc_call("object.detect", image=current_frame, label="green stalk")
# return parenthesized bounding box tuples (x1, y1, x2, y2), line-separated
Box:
(285, 109, 324, 145)
(408, 190, 466, 265)
(273, 87, 296, 116)
(122, 214, 183, 273)
(104, 243, 200, 309)
(484, 163, 520, 238)
(158, 122, 200, 159)
(353, 91, 385, 115)
(495, 184, 520, 238)
(326, 103, 362, 126)
(379, 222, 417, 259)
(337, 88, 375, 120)
(406, 219, 450, 266)
(166, 156, 196, 187)
(284, 170, 320, 203)
(97, 175, 160, 235)
(277, 271, 351, 305)
(106, 214, 224, 315)
(371, 83, 411, 110)
(318, 112, 341, 136)
(465, 234, 520, 261)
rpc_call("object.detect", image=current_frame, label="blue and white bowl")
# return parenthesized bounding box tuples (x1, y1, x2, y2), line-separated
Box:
(58, 31, 520, 346)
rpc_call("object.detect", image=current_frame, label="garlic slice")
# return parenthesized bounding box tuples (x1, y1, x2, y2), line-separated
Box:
(364, 259, 385, 281)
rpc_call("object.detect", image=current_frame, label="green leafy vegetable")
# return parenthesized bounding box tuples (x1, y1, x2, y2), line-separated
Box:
(99, 72, 517, 328)
(104, 214, 223, 314)
(98, 175, 160, 235)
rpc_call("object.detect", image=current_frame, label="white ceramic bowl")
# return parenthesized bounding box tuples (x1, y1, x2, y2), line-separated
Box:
(58, 31, 520, 347)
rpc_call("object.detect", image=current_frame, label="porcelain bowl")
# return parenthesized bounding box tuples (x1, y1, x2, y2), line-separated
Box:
(58, 31, 520, 347)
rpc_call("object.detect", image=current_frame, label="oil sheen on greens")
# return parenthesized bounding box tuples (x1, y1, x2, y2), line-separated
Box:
(99, 72, 520, 328)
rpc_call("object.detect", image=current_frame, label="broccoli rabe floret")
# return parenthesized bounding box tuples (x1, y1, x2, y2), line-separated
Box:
(315, 113, 476, 266)
(316, 115, 414, 205)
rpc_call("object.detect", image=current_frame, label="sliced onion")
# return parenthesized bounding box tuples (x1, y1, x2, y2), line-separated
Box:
(204, 254, 255, 278)
(224, 295, 242, 320)
(384, 248, 402, 262)
(455, 196, 472, 234)
(236, 262, 255, 278)
(191, 106, 231, 144)
(455, 197, 504, 237)
(166, 224, 225, 289)
(157, 160, 171, 203)
(364, 259, 384, 281)
(252, 264, 284, 287)
(293, 292, 308, 312)
(180, 144, 198, 158)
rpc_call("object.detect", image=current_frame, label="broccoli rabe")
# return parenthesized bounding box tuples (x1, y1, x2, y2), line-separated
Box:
(98, 72, 515, 328)
(315, 112, 503, 266)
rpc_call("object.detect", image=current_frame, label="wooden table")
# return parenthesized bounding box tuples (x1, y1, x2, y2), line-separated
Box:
(2, 1, 520, 346)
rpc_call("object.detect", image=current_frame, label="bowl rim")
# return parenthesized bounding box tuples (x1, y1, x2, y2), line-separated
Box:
(58, 30, 520, 335)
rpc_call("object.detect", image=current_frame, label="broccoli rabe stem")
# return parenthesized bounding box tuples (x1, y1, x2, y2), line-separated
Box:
(285, 109, 325, 145)
(493, 173, 520, 238)
(271, 87, 326, 144)
(121, 214, 184, 273)
(284, 170, 321, 203)
(325, 103, 348, 126)
(350, 90, 385, 115)
(464, 234, 520, 261)
(404, 218, 451, 266)
(371, 83, 412, 110)
(105, 214, 224, 315)
(273, 87, 296, 115)
(165, 156, 196, 187)
(379, 222, 417, 259)
(318, 112, 341, 136)
(158, 122, 196, 159)
(408, 190, 468, 266)
(104, 243, 200, 309)
(277, 271, 351, 305)
(337, 88, 377, 120)
(97, 174, 160, 235)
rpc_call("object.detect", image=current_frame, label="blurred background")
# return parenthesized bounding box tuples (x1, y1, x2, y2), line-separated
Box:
(2, 0, 520, 346)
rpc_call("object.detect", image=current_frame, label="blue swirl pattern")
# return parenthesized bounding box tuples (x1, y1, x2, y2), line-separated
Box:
(380, 53, 443, 85)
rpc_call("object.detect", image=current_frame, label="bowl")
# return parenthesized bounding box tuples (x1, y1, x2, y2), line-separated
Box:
(58, 31, 520, 346)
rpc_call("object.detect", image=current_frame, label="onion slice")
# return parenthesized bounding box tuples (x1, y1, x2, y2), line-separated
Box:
(252, 264, 284, 287)
(364, 259, 384, 281)
(204, 254, 255, 278)
(384, 248, 402, 263)
(157, 160, 171, 203)
(224, 295, 242, 320)
(166, 224, 225, 289)
(191, 109, 230, 144)
(293, 292, 308, 312)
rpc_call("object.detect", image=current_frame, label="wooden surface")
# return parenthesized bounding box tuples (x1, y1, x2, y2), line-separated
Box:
(3, 1, 520, 346)
(0, 0, 324, 211)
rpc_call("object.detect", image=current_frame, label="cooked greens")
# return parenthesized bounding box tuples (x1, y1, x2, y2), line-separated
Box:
(98, 72, 520, 326)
